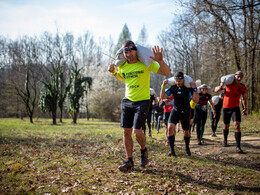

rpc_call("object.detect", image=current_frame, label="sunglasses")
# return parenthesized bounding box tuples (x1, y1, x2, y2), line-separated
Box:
(175, 77, 184, 80)
(123, 45, 137, 52)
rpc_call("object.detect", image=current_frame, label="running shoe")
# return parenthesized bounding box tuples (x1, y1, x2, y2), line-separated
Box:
(167, 150, 176, 156)
(186, 147, 191, 156)
(222, 141, 228, 147)
(118, 160, 134, 171)
(140, 148, 149, 167)
(198, 139, 202, 145)
(211, 133, 217, 137)
(236, 147, 244, 153)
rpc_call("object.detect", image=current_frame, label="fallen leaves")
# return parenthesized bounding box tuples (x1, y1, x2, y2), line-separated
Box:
(1, 119, 260, 194)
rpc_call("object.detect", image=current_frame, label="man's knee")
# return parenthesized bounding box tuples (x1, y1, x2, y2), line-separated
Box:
(234, 122, 240, 132)
(183, 130, 190, 137)
(133, 129, 143, 137)
(224, 124, 230, 130)
(168, 123, 176, 135)
(124, 128, 133, 137)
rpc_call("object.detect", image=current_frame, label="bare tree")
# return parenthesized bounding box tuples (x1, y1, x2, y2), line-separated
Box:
(5, 36, 42, 123)
(159, 0, 260, 112)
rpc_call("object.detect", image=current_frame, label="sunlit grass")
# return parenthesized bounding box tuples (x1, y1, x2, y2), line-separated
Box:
(0, 118, 259, 194)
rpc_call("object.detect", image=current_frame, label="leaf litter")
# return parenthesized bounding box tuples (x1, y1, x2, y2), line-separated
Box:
(0, 119, 259, 194)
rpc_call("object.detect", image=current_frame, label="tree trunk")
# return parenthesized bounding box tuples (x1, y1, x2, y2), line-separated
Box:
(60, 107, 63, 123)
(73, 112, 77, 124)
(52, 112, 57, 125)
(29, 115, 33, 123)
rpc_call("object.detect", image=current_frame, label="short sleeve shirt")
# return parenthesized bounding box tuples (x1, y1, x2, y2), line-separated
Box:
(164, 95, 174, 113)
(197, 93, 212, 105)
(223, 83, 247, 109)
(166, 85, 193, 111)
(118, 61, 160, 102)
(195, 93, 212, 110)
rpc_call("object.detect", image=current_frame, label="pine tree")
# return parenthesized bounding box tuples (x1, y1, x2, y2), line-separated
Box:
(137, 24, 148, 46)
(114, 24, 132, 54)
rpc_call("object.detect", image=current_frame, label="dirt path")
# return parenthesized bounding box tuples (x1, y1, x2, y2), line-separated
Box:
(173, 131, 260, 171)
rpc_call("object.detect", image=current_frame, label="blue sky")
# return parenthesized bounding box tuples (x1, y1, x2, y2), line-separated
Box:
(0, 0, 180, 44)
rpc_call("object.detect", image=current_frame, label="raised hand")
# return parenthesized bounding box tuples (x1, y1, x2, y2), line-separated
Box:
(163, 79, 168, 86)
(150, 46, 163, 63)
(190, 82, 196, 88)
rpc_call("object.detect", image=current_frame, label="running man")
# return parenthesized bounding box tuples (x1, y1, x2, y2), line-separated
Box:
(108, 40, 170, 171)
(163, 94, 174, 146)
(215, 71, 247, 153)
(160, 72, 199, 156)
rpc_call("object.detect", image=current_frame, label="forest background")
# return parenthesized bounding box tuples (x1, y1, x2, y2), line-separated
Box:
(0, 0, 259, 124)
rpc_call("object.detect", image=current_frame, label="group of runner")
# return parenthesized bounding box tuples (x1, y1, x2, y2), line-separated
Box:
(108, 40, 247, 171)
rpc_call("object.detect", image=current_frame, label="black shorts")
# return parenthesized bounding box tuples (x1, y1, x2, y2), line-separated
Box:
(222, 107, 241, 124)
(168, 109, 190, 130)
(164, 112, 171, 125)
(120, 98, 150, 129)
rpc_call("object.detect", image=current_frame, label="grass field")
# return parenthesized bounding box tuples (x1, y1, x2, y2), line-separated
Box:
(0, 117, 259, 194)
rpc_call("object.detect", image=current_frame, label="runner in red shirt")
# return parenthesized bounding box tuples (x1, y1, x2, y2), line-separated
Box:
(163, 95, 174, 146)
(215, 71, 247, 153)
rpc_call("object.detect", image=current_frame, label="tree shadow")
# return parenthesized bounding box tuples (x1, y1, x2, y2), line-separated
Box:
(148, 137, 260, 171)
(133, 168, 260, 193)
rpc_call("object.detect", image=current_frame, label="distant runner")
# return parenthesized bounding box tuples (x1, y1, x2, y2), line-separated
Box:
(163, 94, 174, 146)
(209, 93, 224, 137)
(143, 88, 158, 136)
(194, 84, 216, 145)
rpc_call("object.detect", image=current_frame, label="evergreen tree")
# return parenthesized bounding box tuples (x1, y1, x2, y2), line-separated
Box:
(114, 24, 132, 54)
(137, 24, 148, 46)
(67, 60, 92, 124)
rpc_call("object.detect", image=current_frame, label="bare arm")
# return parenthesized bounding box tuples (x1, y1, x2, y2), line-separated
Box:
(215, 82, 225, 92)
(160, 79, 169, 99)
(209, 99, 216, 118)
(154, 93, 159, 104)
(150, 46, 170, 76)
(241, 93, 247, 115)
(108, 63, 125, 82)
(190, 82, 199, 103)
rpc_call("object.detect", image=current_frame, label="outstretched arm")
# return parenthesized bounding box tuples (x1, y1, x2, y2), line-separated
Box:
(108, 63, 125, 82)
(150, 46, 170, 76)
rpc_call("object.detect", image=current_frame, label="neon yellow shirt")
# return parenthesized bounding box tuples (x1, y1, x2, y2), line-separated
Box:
(118, 61, 160, 102)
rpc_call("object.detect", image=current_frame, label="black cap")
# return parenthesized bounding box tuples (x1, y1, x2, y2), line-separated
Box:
(174, 72, 184, 80)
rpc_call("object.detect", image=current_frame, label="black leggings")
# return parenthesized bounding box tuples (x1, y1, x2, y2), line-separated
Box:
(195, 108, 207, 139)
(210, 111, 221, 133)
(143, 110, 152, 134)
